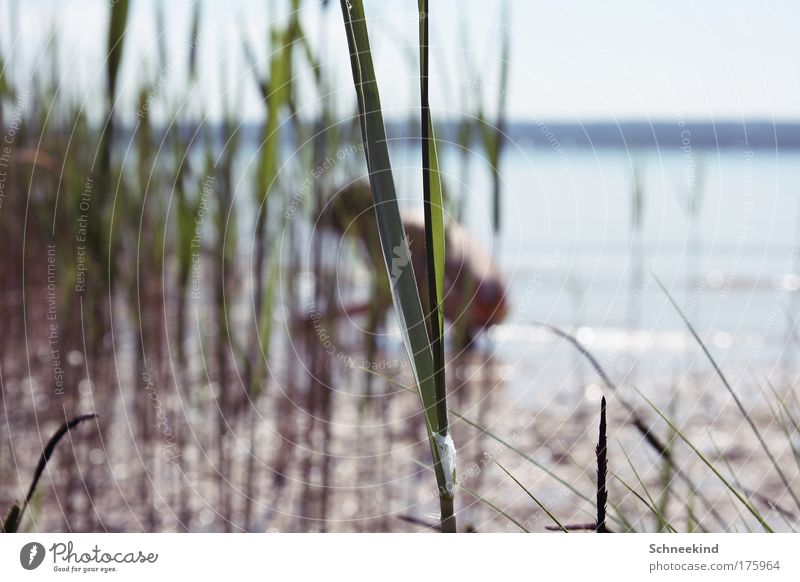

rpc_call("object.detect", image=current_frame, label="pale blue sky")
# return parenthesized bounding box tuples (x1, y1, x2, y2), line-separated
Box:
(3, 0, 800, 123)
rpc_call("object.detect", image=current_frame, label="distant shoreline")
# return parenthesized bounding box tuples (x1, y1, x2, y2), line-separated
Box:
(414, 120, 800, 150)
(73, 119, 800, 151)
(496, 120, 800, 150)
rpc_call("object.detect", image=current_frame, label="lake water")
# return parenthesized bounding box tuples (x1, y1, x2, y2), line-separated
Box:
(379, 143, 800, 406)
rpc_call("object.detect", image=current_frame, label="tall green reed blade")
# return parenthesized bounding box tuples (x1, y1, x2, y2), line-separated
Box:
(154, 1, 167, 72)
(339, 0, 455, 532)
(2, 414, 96, 533)
(258, 2, 298, 201)
(105, 0, 128, 113)
(187, 1, 202, 82)
(245, 2, 299, 399)
(0, 42, 12, 133)
(101, 0, 128, 175)
(90, 0, 128, 283)
(483, 0, 510, 234)
(419, 0, 449, 463)
(0, 53, 7, 101)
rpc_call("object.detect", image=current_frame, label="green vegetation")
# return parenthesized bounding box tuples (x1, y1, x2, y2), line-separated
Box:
(0, 0, 797, 534)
